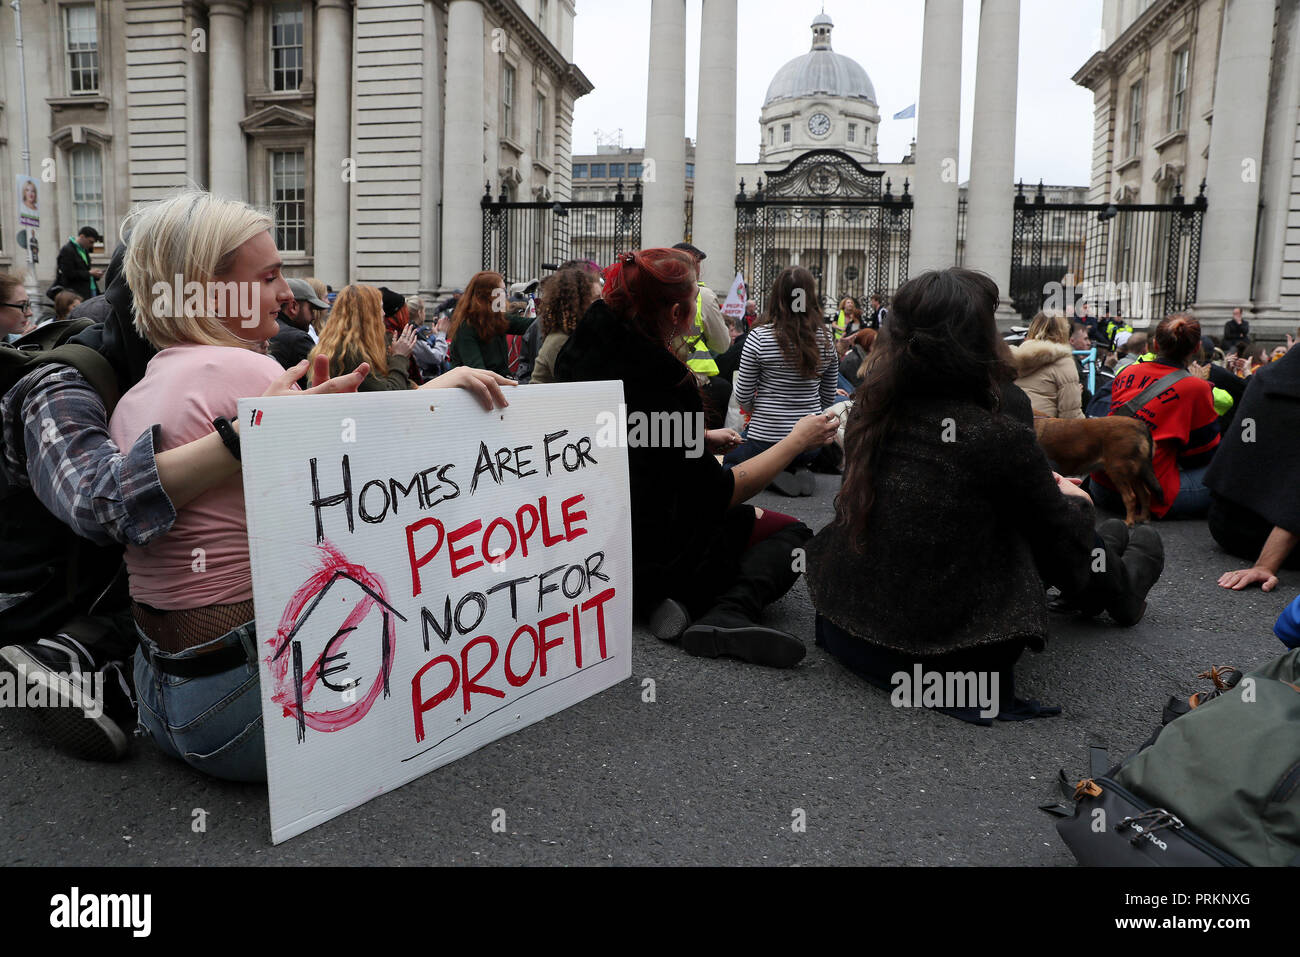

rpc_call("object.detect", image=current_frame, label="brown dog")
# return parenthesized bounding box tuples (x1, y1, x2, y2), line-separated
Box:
(1033, 415, 1163, 526)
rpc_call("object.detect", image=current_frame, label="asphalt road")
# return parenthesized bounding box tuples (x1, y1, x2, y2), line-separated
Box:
(2, 477, 1293, 866)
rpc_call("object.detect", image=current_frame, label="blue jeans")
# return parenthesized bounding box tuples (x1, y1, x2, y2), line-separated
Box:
(1092, 463, 1213, 520)
(132, 620, 266, 782)
(723, 434, 817, 468)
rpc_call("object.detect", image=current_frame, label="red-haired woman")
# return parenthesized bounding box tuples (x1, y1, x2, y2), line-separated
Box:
(1092, 314, 1220, 519)
(553, 248, 839, 668)
(448, 271, 534, 377)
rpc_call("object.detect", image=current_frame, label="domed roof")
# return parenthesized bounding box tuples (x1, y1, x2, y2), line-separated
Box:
(763, 14, 876, 107)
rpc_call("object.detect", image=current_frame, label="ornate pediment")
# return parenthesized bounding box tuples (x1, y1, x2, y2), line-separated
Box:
(760, 149, 883, 200)
(240, 105, 315, 134)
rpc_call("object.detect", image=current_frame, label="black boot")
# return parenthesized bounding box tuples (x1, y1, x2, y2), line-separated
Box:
(680, 523, 811, 668)
(1106, 525, 1165, 626)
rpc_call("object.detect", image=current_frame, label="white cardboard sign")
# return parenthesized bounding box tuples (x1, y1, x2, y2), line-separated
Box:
(720, 272, 747, 321)
(239, 382, 633, 844)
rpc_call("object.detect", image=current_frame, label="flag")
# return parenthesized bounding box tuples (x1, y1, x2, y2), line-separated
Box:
(893, 104, 916, 120)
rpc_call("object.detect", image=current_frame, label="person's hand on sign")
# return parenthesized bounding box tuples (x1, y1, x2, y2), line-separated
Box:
(419, 366, 515, 411)
(705, 428, 743, 454)
(251, 357, 371, 418)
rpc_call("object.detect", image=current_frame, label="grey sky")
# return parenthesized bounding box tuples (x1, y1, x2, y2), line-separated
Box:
(573, 0, 1103, 186)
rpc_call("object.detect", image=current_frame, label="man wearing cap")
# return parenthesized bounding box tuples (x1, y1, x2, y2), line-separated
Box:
(54, 226, 105, 300)
(268, 278, 327, 383)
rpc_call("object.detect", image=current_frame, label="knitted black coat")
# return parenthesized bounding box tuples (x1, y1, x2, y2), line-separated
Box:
(805, 395, 1094, 657)
(1205, 347, 1300, 534)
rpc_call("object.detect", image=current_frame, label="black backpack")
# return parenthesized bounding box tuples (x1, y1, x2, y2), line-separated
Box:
(0, 319, 127, 644)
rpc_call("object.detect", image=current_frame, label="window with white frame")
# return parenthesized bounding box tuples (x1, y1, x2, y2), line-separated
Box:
(1169, 47, 1188, 132)
(270, 150, 306, 253)
(847, 123, 857, 143)
(534, 92, 546, 157)
(270, 3, 304, 92)
(538, 0, 549, 32)
(767, 127, 773, 145)
(1126, 80, 1142, 157)
(64, 4, 100, 94)
(782, 123, 791, 143)
(69, 145, 105, 236)
(502, 65, 517, 139)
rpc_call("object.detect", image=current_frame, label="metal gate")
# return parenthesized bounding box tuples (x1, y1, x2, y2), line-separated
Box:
(481, 181, 642, 285)
(735, 149, 912, 313)
(1009, 180, 1206, 323)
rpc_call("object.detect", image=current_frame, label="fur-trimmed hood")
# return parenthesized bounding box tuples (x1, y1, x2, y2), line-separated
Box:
(1010, 339, 1073, 376)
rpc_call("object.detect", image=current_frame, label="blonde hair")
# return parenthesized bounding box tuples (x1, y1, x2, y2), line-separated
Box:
(122, 188, 273, 350)
(1026, 310, 1070, 345)
(308, 284, 389, 382)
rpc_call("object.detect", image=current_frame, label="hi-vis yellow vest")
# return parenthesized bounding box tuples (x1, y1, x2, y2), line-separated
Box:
(685, 284, 719, 376)
(833, 309, 848, 340)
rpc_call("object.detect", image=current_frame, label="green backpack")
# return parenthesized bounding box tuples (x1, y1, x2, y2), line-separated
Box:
(1053, 649, 1300, 867)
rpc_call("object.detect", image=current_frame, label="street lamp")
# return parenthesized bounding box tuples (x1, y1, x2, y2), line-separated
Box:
(10, 0, 38, 303)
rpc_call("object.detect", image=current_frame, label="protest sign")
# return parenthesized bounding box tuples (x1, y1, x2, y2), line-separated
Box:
(239, 382, 633, 844)
(720, 272, 747, 321)
(16, 176, 40, 230)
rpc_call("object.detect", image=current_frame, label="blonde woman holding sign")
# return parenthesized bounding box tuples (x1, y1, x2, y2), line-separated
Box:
(109, 189, 512, 781)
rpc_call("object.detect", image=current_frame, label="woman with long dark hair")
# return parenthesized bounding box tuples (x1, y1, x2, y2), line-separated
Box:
(554, 248, 838, 668)
(449, 270, 534, 377)
(804, 268, 1165, 722)
(726, 266, 839, 494)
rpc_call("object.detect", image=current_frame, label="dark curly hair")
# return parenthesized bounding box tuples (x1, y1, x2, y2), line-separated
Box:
(539, 265, 600, 338)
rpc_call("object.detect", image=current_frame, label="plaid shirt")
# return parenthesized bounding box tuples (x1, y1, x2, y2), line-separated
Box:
(1, 365, 176, 547)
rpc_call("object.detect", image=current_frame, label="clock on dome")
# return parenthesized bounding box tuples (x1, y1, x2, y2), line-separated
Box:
(808, 112, 831, 138)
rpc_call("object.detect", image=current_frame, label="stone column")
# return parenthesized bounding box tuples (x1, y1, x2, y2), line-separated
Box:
(441, 0, 486, 288)
(1195, 0, 1277, 323)
(643, 0, 687, 247)
(419, 0, 445, 296)
(693, 0, 737, 289)
(1251, 0, 1299, 319)
(909, 0, 964, 275)
(964, 0, 1019, 315)
(314, 0, 352, 283)
(207, 0, 249, 198)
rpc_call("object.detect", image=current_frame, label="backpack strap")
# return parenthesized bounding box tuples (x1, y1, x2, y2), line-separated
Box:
(1114, 368, 1190, 421)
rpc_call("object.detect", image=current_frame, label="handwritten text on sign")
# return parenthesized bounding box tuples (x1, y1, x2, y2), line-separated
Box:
(240, 383, 633, 844)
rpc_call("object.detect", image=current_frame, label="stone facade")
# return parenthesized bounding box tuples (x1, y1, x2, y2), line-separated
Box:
(0, 0, 592, 301)
(1074, 0, 1300, 335)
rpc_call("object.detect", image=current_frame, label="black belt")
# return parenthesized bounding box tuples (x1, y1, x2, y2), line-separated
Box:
(138, 638, 252, 679)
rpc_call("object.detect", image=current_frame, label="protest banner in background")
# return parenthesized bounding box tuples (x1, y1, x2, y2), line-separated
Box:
(720, 272, 747, 321)
(239, 383, 633, 844)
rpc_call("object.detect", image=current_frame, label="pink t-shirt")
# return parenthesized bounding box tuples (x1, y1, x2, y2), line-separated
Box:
(109, 343, 287, 610)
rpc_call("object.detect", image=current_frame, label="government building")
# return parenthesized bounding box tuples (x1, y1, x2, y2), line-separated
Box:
(0, 0, 591, 299)
(1073, 0, 1300, 335)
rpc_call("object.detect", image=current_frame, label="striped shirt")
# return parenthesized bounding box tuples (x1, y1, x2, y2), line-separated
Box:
(733, 324, 838, 443)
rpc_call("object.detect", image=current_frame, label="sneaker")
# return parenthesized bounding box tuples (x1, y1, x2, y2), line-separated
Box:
(0, 634, 134, 761)
(649, 598, 691, 642)
(766, 470, 804, 496)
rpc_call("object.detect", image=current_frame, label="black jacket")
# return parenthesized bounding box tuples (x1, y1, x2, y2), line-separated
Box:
(54, 239, 97, 300)
(805, 394, 1094, 657)
(1205, 347, 1300, 535)
(268, 316, 315, 384)
(554, 300, 748, 616)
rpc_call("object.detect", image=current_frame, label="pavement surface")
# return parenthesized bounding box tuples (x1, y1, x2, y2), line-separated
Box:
(2, 475, 1294, 866)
